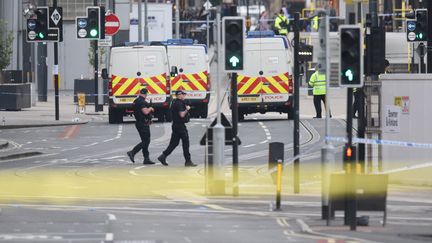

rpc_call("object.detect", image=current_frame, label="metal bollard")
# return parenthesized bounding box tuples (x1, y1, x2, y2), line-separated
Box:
(274, 159, 283, 211)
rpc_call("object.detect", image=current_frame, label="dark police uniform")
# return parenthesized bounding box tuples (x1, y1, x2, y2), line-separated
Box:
(162, 98, 191, 161)
(128, 95, 153, 163)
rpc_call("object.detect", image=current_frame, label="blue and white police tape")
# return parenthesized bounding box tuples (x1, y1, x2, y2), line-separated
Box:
(326, 136, 432, 149)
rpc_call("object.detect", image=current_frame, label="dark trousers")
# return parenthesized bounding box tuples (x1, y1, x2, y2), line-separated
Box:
(163, 123, 191, 161)
(313, 94, 331, 118)
(131, 124, 151, 160)
(353, 91, 362, 117)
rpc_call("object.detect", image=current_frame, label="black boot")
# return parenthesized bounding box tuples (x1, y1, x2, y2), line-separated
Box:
(185, 160, 197, 167)
(157, 154, 168, 166)
(143, 158, 156, 165)
(127, 151, 135, 163)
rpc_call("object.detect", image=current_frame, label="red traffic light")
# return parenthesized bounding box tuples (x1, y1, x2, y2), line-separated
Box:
(346, 147, 353, 157)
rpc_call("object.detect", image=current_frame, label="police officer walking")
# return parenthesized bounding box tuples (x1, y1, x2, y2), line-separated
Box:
(127, 88, 155, 165)
(309, 69, 331, 118)
(158, 90, 197, 167)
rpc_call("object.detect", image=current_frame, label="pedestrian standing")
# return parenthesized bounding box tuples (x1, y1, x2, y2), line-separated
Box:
(309, 70, 331, 118)
(258, 11, 269, 31)
(127, 88, 155, 165)
(158, 90, 197, 167)
(273, 9, 289, 35)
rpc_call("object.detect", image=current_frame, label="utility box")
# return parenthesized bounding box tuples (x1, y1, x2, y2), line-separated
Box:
(380, 74, 432, 184)
(0, 84, 31, 110)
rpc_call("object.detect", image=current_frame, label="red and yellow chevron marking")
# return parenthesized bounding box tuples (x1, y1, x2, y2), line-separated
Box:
(111, 73, 167, 96)
(171, 71, 208, 92)
(237, 72, 289, 95)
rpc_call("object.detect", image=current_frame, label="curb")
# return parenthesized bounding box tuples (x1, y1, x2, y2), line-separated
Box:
(0, 121, 89, 130)
(0, 151, 43, 161)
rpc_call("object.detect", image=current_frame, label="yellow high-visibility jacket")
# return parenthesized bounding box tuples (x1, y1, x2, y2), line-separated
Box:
(309, 71, 327, 95)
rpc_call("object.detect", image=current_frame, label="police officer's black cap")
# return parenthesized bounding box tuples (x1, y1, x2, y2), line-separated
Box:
(175, 90, 187, 95)
(140, 88, 148, 94)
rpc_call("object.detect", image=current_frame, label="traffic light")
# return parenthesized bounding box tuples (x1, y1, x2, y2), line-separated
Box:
(76, 6, 105, 39)
(415, 9, 427, 41)
(343, 145, 356, 170)
(339, 26, 363, 87)
(223, 17, 245, 72)
(365, 26, 385, 75)
(26, 7, 48, 42)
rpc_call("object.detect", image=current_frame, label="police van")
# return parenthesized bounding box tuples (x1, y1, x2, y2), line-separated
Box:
(164, 39, 211, 118)
(103, 43, 171, 124)
(235, 31, 294, 120)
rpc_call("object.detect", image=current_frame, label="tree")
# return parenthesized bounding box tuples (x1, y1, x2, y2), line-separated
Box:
(0, 19, 14, 71)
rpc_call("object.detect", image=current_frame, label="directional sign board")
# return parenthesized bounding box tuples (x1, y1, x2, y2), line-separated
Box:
(406, 20, 417, 42)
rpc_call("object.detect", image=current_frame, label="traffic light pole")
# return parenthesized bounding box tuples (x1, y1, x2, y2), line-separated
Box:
(293, 13, 300, 194)
(53, 0, 59, 120)
(427, 0, 432, 73)
(231, 72, 239, 196)
(37, 0, 48, 102)
(345, 88, 356, 231)
(93, 0, 100, 112)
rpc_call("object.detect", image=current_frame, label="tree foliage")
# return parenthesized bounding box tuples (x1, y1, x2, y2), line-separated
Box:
(0, 19, 14, 70)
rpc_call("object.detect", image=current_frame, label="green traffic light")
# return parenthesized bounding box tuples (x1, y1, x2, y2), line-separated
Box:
(90, 29, 98, 37)
(38, 32, 45, 39)
(344, 69, 354, 81)
(419, 33, 424, 39)
(229, 56, 240, 67)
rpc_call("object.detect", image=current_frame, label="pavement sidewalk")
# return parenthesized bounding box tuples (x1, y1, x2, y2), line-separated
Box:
(0, 91, 106, 130)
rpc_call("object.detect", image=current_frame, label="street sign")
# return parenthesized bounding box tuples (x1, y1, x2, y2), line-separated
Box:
(49, 7, 63, 42)
(98, 35, 112, 47)
(50, 8, 61, 26)
(105, 13, 120, 36)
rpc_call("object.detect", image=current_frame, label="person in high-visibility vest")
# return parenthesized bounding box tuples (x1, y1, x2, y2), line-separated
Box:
(274, 10, 289, 35)
(311, 15, 319, 31)
(309, 70, 331, 118)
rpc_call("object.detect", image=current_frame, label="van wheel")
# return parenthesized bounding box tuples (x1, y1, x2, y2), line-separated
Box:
(109, 108, 123, 124)
(287, 108, 294, 120)
(200, 104, 208, 118)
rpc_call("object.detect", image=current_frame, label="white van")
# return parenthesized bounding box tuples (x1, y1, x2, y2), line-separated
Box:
(104, 44, 171, 123)
(235, 31, 294, 120)
(165, 39, 211, 118)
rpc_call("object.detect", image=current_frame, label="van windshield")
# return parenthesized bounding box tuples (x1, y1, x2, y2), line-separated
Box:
(111, 48, 167, 78)
(168, 46, 207, 74)
(241, 39, 290, 77)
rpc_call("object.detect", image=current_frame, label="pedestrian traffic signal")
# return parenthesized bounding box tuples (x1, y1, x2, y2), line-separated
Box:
(76, 6, 105, 39)
(223, 17, 245, 72)
(415, 9, 427, 41)
(339, 26, 363, 87)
